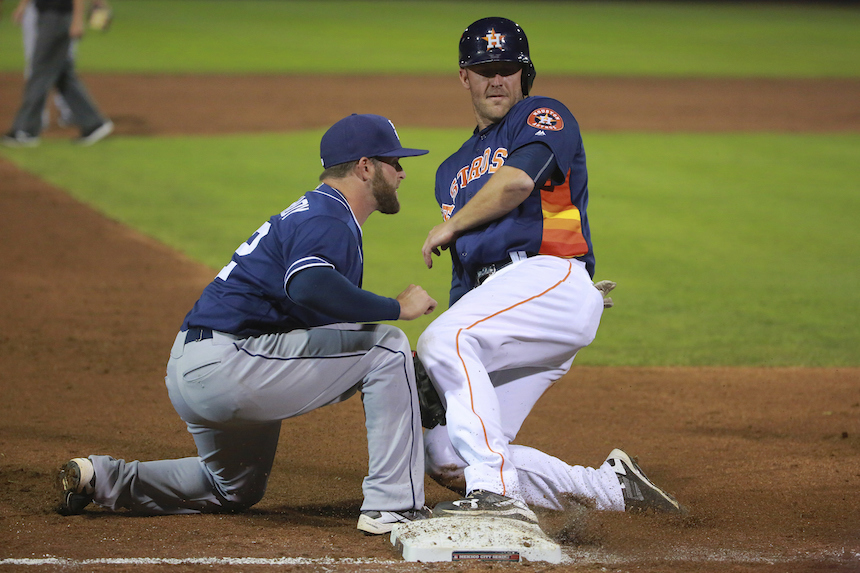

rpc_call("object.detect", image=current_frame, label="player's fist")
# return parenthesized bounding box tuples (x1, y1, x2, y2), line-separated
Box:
(396, 284, 437, 320)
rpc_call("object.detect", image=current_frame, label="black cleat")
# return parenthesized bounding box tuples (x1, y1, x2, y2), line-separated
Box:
(433, 489, 538, 524)
(606, 449, 686, 514)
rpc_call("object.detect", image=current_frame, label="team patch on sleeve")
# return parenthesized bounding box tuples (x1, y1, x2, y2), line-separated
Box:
(527, 108, 564, 132)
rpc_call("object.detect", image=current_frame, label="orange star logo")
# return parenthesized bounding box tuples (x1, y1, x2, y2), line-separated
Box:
(527, 108, 565, 131)
(535, 113, 556, 127)
(483, 29, 505, 49)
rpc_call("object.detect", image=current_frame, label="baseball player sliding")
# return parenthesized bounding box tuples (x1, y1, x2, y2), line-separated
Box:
(418, 17, 685, 522)
(57, 114, 438, 535)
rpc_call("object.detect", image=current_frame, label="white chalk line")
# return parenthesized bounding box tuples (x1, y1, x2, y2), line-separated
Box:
(563, 547, 860, 566)
(2, 548, 857, 567)
(0, 557, 399, 567)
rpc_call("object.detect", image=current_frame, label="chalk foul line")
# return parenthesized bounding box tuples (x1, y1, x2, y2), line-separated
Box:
(0, 557, 400, 567)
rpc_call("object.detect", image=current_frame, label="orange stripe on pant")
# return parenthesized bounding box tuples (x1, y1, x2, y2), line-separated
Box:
(454, 260, 573, 496)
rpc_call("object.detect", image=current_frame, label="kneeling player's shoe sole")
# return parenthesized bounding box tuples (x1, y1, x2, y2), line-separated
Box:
(56, 457, 95, 515)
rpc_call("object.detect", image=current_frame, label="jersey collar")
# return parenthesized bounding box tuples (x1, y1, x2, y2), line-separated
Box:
(311, 183, 363, 237)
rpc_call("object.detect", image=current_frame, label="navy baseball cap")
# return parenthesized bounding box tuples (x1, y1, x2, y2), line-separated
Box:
(320, 114, 428, 168)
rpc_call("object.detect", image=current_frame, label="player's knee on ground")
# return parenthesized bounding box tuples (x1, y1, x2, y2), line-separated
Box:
(215, 482, 267, 512)
(210, 468, 270, 513)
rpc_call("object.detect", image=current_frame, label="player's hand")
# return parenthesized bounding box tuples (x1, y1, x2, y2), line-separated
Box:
(422, 221, 458, 269)
(594, 280, 616, 308)
(396, 284, 437, 320)
(12, 1, 28, 24)
(69, 17, 85, 39)
(70, 0, 86, 39)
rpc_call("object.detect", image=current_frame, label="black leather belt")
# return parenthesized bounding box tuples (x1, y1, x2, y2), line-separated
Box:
(185, 327, 213, 344)
(475, 252, 535, 287)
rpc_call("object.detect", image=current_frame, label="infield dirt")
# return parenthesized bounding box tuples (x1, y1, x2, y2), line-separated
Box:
(1, 73, 859, 572)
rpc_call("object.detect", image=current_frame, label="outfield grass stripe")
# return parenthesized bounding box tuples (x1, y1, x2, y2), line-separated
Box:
(2, 1, 858, 77)
(3, 131, 857, 366)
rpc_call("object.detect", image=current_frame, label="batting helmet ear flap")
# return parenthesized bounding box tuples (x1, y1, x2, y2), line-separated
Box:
(522, 61, 536, 97)
(458, 17, 536, 96)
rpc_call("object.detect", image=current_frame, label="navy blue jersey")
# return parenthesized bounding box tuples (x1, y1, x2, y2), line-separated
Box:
(182, 184, 364, 337)
(435, 96, 595, 304)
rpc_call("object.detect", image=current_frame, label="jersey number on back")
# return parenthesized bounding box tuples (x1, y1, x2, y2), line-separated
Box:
(216, 221, 272, 281)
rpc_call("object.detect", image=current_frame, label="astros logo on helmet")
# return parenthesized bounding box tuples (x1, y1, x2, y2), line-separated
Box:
(458, 17, 537, 96)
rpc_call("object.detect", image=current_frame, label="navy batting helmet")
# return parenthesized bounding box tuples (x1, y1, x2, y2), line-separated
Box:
(458, 17, 536, 96)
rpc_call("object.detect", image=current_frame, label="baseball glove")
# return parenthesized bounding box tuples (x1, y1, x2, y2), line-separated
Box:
(88, 0, 113, 32)
(413, 351, 446, 429)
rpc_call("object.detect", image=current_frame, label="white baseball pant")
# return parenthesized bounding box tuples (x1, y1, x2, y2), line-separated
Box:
(418, 255, 624, 511)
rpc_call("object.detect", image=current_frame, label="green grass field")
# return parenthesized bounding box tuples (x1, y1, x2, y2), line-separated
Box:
(2, 1, 859, 76)
(2, 1, 858, 365)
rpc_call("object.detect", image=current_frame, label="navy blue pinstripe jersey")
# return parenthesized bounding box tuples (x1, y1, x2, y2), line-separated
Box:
(182, 184, 364, 337)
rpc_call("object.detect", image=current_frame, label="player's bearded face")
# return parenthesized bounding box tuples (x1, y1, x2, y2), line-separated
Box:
(371, 162, 400, 214)
(461, 63, 524, 129)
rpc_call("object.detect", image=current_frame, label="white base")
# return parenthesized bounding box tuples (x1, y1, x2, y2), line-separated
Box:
(390, 516, 562, 563)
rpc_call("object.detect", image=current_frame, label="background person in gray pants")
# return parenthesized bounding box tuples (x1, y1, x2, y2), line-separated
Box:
(3, 0, 113, 147)
(17, 0, 75, 129)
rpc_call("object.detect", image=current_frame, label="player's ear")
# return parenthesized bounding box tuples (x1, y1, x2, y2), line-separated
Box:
(355, 157, 374, 181)
(459, 68, 470, 90)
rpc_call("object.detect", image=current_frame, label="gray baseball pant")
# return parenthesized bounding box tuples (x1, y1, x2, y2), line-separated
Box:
(10, 10, 104, 136)
(21, 2, 73, 126)
(88, 324, 425, 514)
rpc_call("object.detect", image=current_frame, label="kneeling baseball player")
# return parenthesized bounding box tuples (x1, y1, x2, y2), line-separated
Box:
(56, 114, 438, 535)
